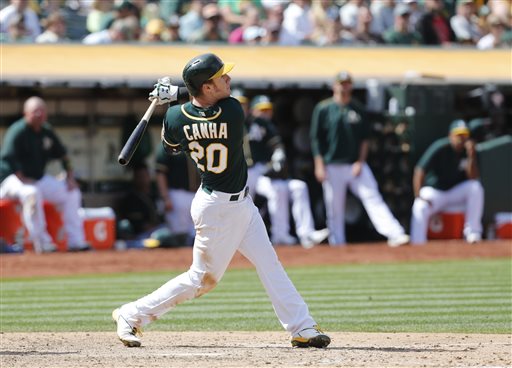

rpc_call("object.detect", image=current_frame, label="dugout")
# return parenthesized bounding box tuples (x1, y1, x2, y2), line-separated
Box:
(1, 45, 511, 241)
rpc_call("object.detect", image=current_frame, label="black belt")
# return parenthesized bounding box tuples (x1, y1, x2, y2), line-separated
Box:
(229, 186, 249, 201)
(202, 186, 249, 201)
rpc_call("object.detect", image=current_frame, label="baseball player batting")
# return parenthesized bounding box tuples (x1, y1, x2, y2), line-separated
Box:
(112, 53, 331, 349)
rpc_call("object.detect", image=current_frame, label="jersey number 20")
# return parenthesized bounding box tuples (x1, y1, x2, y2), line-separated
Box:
(189, 141, 228, 173)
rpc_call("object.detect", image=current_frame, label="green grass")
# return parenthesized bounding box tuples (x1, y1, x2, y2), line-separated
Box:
(1, 258, 511, 333)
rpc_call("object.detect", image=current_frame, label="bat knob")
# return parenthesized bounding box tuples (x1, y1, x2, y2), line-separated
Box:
(118, 156, 128, 166)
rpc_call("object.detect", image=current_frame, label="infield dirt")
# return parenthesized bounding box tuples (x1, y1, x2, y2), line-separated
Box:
(1, 240, 511, 368)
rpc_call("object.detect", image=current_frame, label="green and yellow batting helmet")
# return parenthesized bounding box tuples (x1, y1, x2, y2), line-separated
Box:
(182, 53, 235, 96)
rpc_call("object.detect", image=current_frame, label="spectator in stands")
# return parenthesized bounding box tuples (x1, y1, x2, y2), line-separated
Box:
(280, 0, 314, 45)
(228, 5, 260, 44)
(243, 25, 267, 44)
(261, 20, 282, 44)
(310, 71, 410, 247)
(178, 0, 203, 42)
(82, 15, 139, 44)
(403, 0, 423, 32)
(450, 0, 481, 45)
(0, 0, 41, 41)
(417, 0, 456, 45)
(218, 0, 264, 32)
(140, 17, 165, 42)
(260, 3, 284, 43)
(342, 5, 383, 45)
(165, 14, 181, 42)
(383, 3, 422, 45)
(104, 0, 141, 31)
(339, 0, 364, 31)
(477, 14, 509, 49)
(244, 94, 329, 248)
(187, 3, 228, 43)
(310, 0, 340, 46)
(86, 0, 115, 34)
(155, 146, 199, 245)
(486, 0, 511, 27)
(0, 11, 32, 42)
(410, 120, 484, 244)
(370, 0, 396, 34)
(0, 96, 90, 253)
(36, 10, 68, 43)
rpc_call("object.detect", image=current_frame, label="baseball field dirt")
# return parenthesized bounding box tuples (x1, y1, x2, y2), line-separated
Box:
(1, 240, 511, 368)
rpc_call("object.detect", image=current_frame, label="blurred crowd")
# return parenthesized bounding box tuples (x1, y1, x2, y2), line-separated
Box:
(1, 0, 511, 48)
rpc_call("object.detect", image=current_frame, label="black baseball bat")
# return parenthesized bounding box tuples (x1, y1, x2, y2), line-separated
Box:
(118, 98, 158, 166)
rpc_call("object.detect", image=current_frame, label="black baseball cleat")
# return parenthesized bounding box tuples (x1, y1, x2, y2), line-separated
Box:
(291, 326, 331, 348)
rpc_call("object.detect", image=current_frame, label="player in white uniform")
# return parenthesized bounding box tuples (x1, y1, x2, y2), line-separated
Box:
(0, 97, 89, 253)
(410, 120, 484, 244)
(244, 95, 329, 248)
(310, 71, 409, 247)
(112, 53, 331, 349)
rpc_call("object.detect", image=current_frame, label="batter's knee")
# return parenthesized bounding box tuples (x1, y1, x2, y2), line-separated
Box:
(195, 272, 218, 297)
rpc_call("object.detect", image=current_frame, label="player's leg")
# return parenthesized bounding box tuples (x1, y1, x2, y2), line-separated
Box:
(164, 188, 195, 238)
(0, 174, 54, 252)
(238, 203, 330, 348)
(349, 163, 408, 245)
(114, 190, 250, 346)
(443, 180, 484, 242)
(323, 164, 349, 245)
(247, 163, 266, 198)
(288, 179, 328, 248)
(410, 186, 445, 244)
(256, 176, 294, 244)
(36, 174, 87, 250)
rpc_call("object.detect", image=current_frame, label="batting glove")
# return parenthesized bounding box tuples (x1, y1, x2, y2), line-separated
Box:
(149, 77, 179, 105)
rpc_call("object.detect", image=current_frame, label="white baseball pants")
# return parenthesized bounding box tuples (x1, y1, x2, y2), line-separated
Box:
(323, 163, 406, 245)
(247, 163, 317, 242)
(0, 173, 85, 248)
(410, 180, 484, 244)
(120, 187, 317, 336)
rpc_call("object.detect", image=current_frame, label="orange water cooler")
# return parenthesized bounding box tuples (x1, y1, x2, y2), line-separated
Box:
(79, 207, 116, 250)
(427, 204, 465, 240)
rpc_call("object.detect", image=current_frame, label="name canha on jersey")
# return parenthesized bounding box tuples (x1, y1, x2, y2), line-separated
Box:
(161, 97, 247, 194)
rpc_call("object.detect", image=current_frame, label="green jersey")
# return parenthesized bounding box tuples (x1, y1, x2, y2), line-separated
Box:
(416, 137, 470, 190)
(161, 97, 247, 194)
(155, 146, 200, 192)
(0, 119, 67, 182)
(246, 116, 281, 165)
(310, 98, 369, 164)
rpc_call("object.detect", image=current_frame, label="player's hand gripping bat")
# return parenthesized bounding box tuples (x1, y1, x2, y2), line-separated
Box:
(118, 77, 178, 166)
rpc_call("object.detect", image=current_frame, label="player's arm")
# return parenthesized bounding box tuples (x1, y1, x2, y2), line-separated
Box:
(310, 105, 326, 182)
(412, 167, 425, 199)
(464, 139, 479, 179)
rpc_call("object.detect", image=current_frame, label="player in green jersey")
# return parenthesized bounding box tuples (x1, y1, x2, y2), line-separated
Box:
(112, 53, 330, 349)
